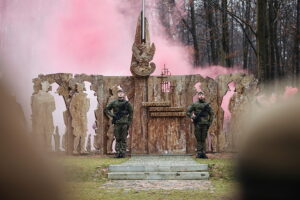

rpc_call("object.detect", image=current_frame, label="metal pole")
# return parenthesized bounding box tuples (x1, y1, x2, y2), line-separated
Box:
(142, 0, 145, 42)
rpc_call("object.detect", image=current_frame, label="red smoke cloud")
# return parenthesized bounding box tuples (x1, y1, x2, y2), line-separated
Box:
(46, 0, 134, 74)
(45, 0, 245, 78)
(284, 86, 299, 98)
(1, 0, 246, 124)
(1, 0, 246, 78)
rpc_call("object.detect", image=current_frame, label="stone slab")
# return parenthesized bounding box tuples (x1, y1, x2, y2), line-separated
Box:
(108, 156, 209, 180)
(109, 164, 208, 172)
(108, 172, 209, 180)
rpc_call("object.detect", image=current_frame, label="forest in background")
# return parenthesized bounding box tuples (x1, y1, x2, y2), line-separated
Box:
(151, 0, 300, 85)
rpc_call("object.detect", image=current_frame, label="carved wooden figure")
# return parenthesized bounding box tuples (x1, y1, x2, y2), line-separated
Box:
(31, 81, 56, 151)
(70, 83, 90, 154)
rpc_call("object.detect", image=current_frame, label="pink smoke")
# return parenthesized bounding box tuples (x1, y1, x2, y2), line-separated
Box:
(152, 25, 246, 78)
(1, 0, 247, 125)
(191, 66, 246, 79)
(284, 86, 298, 99)
(1, 0, 247, 78)
(46, 0, 134, 74)
(44, 0, 246, 78)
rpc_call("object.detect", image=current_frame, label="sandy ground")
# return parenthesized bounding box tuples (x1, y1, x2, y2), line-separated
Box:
(99, 180, 213, 191)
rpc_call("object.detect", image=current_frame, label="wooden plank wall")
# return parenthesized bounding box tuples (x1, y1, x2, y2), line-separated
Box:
(32, 73, 257, 154)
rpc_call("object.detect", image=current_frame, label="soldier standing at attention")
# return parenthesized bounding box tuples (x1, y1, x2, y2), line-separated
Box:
(187, 91, 214, 159)
(104, 89, 133, 158)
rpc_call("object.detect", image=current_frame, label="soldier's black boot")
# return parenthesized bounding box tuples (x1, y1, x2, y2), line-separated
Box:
(202, 153, 208, 159)
(196, 152, 208, 159)
(114, 153, 120, 158)
(119, 153, 125, 158)
(199, 152, 208, 159)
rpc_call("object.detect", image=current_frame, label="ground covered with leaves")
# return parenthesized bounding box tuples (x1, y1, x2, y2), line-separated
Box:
(58, 154, 236, 200)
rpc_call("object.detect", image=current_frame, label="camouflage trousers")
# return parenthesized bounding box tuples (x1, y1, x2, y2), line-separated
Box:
(194, 124, 209, 154)
(114, 124, 129, 154)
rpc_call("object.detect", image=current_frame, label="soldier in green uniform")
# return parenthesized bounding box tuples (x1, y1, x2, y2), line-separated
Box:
(187, 91, 214, 159)
(104, 89, 133, 158)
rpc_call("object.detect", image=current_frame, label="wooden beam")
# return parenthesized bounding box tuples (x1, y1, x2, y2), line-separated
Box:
(150, 112, 186, 117)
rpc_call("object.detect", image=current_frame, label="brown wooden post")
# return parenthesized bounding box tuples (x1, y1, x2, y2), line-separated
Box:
(131, 77, 149, 154)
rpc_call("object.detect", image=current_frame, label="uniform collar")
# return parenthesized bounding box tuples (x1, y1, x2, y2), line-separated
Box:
(118, 98, 125, 102)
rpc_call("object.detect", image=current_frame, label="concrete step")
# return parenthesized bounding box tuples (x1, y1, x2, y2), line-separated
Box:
(107, 155, 210, 180)
(109, 164, 208, 172)
(108, 172, 209, 180)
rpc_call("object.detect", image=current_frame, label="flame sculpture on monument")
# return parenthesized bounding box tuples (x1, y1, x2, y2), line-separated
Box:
(130, 0, 156, 77)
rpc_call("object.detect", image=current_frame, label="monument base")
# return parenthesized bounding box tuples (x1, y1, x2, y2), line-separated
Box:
(108, 155, 209, 180)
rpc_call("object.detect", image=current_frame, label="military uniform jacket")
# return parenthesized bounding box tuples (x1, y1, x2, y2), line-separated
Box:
(187, 100, 214, 125)
(104, 99, 133, 124)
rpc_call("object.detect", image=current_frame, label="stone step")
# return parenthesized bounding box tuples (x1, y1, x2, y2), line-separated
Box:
(108, 172, 209, 180)
(107, 155, 210, 180)
(109, 164, 208, 172)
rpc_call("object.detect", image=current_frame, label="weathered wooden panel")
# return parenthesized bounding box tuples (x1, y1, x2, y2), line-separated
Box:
(148, 118, 186, 154)
(147, 75, 190, 154)
(150, 112, 186, 117)
(33, 73, 75, 154)
(131, 78, 148, 154)
(149, 107, 185, 112)
(216, 73, 257, 152)
(89, 75, 105, 154)
(142, 102, 171, 107)
(102, 76, 135, 154)
(32, 72, 257, 155)
(147, 75, 220, 154)
(177, 75, 203, 154)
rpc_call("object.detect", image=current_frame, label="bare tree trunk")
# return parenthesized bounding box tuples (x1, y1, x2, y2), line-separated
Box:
(273, 0, 282, 80)
(257, 0, 269, 83)
(221, 0, 232, 67)
(189, 0, 200, 66)
(230, 5, 235, 66)
(205, 20, 212, 64)
(204, 0, 219, 65)
(213, 1, 222, 64)
(295, 0, 300, 85)
(268, 0, 276, 81)
(243, 0, 251, 70)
